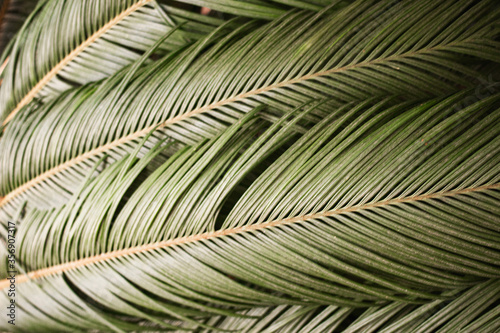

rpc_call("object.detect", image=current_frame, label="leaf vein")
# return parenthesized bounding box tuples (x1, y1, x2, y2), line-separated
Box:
(0, 182, 497, 290)
(0, 40, 465, 209)
(1, 0, 151, 126)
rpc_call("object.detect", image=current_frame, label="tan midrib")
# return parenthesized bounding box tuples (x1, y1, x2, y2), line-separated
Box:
(1, 0, 152, 126)
(0, 41, 462, 209)
(0, 182, 497, 290)
(0, 57, 8, 76)
(0, 183, 500, 289)
(0, 55, 7, 86)
(0, 57, 8, 87)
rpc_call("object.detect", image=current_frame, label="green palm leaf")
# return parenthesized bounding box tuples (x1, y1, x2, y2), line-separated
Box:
(1, 89, 499, 330)
(1, 0, 499, 219)
(196, 279, 498, 332)
(0, 0, 499, 331)
(0, 0, 223, 124)
(0, 0, 336, 125)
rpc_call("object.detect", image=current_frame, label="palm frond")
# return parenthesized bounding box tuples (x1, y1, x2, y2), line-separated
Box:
(0, 88, 498, 330)
(0, 1, 499, 331)
(195, 279, 499, 332)
(1, 0, 499, 219)
(0, 0, 338, 125)
(0, 0, 227, 124)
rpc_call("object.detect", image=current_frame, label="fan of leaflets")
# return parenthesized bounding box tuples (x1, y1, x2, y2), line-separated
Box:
(0, 0, 499, 332)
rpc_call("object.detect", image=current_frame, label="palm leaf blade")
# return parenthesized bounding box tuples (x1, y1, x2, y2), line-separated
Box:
(0, 0, 499, 331)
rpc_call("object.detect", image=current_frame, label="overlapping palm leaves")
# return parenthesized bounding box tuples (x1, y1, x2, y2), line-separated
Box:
(194, 279, 499, 332)
(0, 0, 499, 332)
(0, 0, 337, 124)
(1, 0, 499, 218)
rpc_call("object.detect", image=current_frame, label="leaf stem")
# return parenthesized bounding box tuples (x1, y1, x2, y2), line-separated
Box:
(1, 182, 497, 290)
(1, 0, 152, 126)
(0, 39, 472, 209)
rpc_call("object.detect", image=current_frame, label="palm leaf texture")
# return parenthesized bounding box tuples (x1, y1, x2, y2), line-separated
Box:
(0, 0, 336, 124)
(1, 0, 499, 218)
(0, 0, 499, 332)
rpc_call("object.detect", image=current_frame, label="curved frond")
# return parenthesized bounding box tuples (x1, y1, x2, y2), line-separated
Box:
(194, 279, 499, 332)
(0, 0, 338, 125)
(0, 0, 225, 124)
(0, 89, 498, 330)
(1, 0, 499, 218)
(1, 1, 499, 331)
